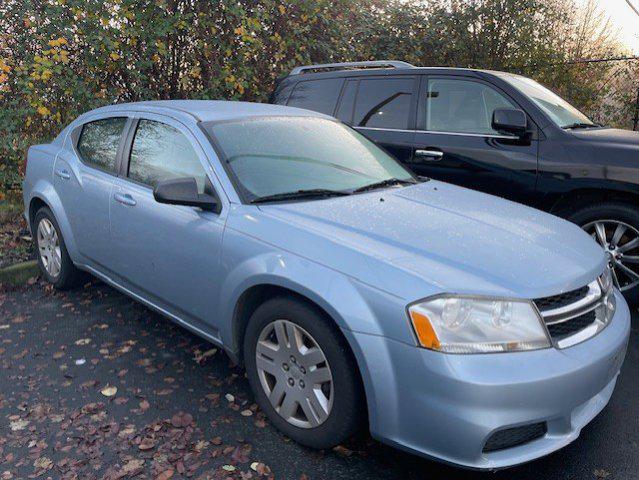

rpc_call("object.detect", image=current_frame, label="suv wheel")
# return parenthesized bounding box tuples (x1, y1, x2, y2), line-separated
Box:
(566, 202, 639, 303)
(244, 297, 364, 449)
(34, 207, 84, 290)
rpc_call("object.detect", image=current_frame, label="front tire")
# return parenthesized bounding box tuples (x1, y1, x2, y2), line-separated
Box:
(566, 202, 639, 304)
(33, 207, 84, 290)
(244, 297, 364, 449)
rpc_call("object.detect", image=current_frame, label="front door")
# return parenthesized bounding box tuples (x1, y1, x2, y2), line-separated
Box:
(410, 76, 538, 204)
(109, 114, 226, 332)
(337, 76, 417, 164)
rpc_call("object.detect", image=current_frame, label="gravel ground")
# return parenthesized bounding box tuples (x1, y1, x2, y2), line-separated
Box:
(0, 280, 637, 480)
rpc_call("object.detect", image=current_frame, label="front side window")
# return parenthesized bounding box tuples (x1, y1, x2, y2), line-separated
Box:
(128, 120, 208, 193)
(354, 78, 414, 129)
(423, 79, 517, 135)
(286, 78, 344, 115)
(498, 73, 595, 128)
(77, 117, 127, 173)
(204, 116, 414, 202)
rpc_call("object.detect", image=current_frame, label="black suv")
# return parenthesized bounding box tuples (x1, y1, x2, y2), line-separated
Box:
(271, 60, 639, 300)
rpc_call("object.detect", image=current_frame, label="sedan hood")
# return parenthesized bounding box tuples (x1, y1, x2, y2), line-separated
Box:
(259, 181, 605, 299)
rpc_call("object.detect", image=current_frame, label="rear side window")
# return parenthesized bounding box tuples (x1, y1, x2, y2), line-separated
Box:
(286, 78, 344, 115)
(353, 78, 414, 129)
(128, 119, 208, 193)
(77, 117, 127, 173)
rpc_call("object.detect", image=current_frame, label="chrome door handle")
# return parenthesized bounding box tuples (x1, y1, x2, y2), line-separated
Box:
(415, 149, 444, 161)
(55, 169, 71, 180)
(114, 193, 137, 207)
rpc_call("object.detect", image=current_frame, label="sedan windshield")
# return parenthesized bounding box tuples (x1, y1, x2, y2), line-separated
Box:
(204, 116, 415, 202)
(499, 73, 596, 129)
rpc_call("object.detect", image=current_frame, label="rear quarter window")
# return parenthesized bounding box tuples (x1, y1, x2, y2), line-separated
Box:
(286, 78, 344, 115)
(77, 117, 127, 173)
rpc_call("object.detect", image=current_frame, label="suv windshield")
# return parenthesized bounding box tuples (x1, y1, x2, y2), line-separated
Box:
(499, 73, 596, 129)
(204, 116, 415, 202)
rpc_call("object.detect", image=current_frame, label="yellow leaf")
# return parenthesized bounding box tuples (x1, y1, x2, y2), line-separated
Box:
(110, 52, 120, 61)
(234, 26, 244, 36)
(278, 5, 286, 14)
(37, 106, 50, 116)
(57, 37, 67, 45)
(101, 385, 118, 397)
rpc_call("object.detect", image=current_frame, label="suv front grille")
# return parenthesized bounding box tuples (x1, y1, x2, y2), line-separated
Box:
(483, 422, 547, 453)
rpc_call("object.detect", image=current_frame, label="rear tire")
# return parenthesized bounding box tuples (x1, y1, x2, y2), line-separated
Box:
(243, 296, 364, 449)
(565, 202, 639, 304)
(33, 207, 84, 290)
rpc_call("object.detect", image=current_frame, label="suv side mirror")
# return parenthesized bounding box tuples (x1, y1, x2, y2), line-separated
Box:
(492, 108, 528, 136)
(153, 177, 218, 212)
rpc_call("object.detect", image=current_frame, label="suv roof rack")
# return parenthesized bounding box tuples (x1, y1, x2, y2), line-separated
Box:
(289, 60, 415, 76)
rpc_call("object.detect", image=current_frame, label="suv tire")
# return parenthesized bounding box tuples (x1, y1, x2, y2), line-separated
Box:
(566, 202, 639, 304)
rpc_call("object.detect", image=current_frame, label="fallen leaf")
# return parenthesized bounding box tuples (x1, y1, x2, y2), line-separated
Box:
(75, 338, 91, 345)
(241, 409, 253, 417)
(9, 419, 29, 431)
(101, 385, 117, 397)
(594, 469, 611, 479)
(222, 465, 236, 472)
(225, 393, 235, 402)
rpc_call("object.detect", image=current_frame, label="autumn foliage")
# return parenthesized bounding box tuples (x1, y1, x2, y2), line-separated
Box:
(1, 0, 637, 195)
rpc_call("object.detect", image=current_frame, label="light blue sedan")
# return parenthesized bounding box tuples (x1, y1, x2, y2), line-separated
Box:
(22, 101, 630, 469)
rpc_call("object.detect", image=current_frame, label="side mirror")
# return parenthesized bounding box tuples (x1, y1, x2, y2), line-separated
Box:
(153, 177, 218, 212)
(492, 108, 528, 136)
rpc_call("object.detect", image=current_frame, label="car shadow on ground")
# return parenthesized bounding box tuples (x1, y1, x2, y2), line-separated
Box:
(0, 279, 636, 479)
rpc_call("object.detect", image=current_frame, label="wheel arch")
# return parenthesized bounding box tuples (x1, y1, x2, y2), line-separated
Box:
(231, 281, 370, 423)
(549, 187, 639, 219)
(26, 182, 80, 262)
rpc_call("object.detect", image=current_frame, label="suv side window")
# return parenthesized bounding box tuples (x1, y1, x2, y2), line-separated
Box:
(353, 77, 414, 129)
(286, 78, 344, 115)
(77, 117, 127, 173)
(422, 78, 517, 135)
(128, 120, 208, 193)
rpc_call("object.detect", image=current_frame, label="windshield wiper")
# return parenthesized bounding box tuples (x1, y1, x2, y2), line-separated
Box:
(250, 189, 351, 204)
(351, 178, 418, 194)
(562, 122, 599, 130)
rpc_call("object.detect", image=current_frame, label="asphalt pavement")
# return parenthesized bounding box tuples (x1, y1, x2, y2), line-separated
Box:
(0, 280, 637, 479)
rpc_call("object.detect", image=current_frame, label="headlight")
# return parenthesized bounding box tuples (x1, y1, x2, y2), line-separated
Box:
(408, 296, 551, 353)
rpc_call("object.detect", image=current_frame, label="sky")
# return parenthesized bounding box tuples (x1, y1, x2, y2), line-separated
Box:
(596, 0, 639, 53)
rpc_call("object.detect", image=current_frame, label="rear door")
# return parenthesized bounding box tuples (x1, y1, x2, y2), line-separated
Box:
(343, 76, 418, 164)
(411, 75, 538, 204)
(54, 116, 130, 266)
(109, 114, 227, 332)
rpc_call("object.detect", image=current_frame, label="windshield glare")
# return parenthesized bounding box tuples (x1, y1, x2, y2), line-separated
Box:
(501, 74, 595, 128)
(206, 116, 414, 202)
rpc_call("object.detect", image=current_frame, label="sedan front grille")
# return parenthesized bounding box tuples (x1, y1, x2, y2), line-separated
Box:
(534, 285, 589, 311)
(533, 277, 608, 348)
(483, 422, 547, 453)
(546, 310, 596, 338)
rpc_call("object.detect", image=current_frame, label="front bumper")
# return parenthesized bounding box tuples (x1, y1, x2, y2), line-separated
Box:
(347, 290, 631, 470)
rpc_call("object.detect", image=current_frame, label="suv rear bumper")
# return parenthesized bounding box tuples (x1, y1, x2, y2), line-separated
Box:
(347, 290, 630, 470)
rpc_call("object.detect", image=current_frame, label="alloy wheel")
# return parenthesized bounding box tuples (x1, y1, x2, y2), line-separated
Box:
(255, 319, 333, 429)
(37, 218, 62, 278)
(583, 219, 639, 292)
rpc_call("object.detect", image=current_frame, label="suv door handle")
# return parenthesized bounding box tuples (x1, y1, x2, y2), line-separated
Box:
(55, 169, 71, 180)
(114, 192, 137, 207)
(415, 149, 444, 161)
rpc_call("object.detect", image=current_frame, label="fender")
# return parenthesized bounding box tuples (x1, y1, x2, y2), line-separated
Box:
(27, 180, 82, 265)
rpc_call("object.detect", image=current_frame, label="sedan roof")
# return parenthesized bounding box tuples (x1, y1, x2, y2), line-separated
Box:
(88, 100, 328, 123)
